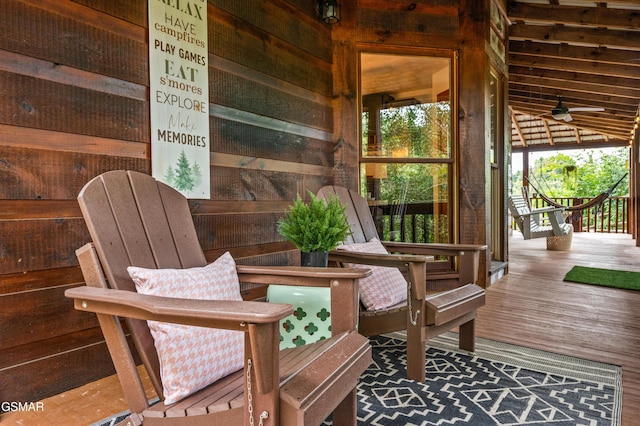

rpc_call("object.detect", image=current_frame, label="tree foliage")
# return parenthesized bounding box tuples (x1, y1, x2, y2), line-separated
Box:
(363, 103, 450, 204)
(361, 103, 452, 243)
(377, 103, 450, 158)
(513, 148, 629, 198)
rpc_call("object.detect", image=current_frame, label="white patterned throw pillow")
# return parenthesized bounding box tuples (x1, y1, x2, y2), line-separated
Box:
(127, 252, 244, 404)
(336, 238, 407, 311)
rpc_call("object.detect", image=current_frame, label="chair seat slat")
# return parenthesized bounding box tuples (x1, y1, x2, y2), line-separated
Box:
(140, 333, 363, 419)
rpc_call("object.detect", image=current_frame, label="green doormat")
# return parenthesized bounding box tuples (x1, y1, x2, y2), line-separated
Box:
(564, 265, 640, 291)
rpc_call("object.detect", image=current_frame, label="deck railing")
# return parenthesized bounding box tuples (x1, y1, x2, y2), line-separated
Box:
(528, 195, 629, 233)
(372, 196, 630, 244)
(372, 201, 448, 243)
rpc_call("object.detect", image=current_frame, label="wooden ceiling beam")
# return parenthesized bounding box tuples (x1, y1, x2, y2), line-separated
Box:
(509, 53, 640, 80)
(509, 107, 632, 138)
(508, 2, 640, 30)
(508, 96, 638, 119)
(543, 120, 554, 145)
(509, 117, 616, 145)
(508, 85, 639, 109)
(509, 98, 637, 123)
(509, 24, 640, 51)
(512, 138, 628, 153)
(510, 65, 640, 90)
(509, 67, 640, 98)
(511, 113, 635, 133)
(512, 119, 629, 139)
(506, 0, 640, 149)
(509, 102, 633, 124)
(509, 127, 621, 146)
(509, 83, 638, 106)
(510, 107, 527, 146)
(509, 40, 640, 67)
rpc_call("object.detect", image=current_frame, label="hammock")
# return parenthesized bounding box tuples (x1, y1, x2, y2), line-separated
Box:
(525, 173, 627, 213)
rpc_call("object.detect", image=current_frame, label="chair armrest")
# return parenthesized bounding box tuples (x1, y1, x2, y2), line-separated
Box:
(546, 209, 569, 235)
(380, 242, 485, 285)
(424, 283, 485, 326)
(329, 250, 430, 300)
(65, 286, 293, 330)
(532, 206, 565, 214)
(329, 250, 432, 269)
(237, 265, 371, 335)
(381, 241, 487, 257)
(516, 207, 564, 220)
(236, 265, 371, 287)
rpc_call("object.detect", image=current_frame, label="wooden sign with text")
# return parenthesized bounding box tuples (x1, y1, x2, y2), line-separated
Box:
(149, 0, 210, 198)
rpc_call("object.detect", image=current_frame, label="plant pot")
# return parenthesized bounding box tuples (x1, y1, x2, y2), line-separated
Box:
(266, 285, 331, 349)
(267, 251, 330, 350)
(300, 251, 328, 267)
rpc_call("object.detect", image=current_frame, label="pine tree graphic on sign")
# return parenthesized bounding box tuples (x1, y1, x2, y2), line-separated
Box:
(174, 150, 195, 191)
(163, 150, 203, 193)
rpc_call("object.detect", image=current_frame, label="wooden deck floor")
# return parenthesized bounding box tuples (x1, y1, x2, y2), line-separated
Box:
(478, 231, 640, 425)
(3, 231, 639, 425)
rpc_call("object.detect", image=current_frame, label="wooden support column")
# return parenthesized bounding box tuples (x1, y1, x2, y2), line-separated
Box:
(458, 0, 491, 287)
(632, 132, 639, 244)
(331, 0, 359, 191)
(522, 147, 530, 191)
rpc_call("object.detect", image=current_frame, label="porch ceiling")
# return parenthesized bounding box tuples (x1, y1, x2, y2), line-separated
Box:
(508, 0, 640, 150)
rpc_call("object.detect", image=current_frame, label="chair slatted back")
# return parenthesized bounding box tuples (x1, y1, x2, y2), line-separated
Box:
(319, 185, 466, 287)
(508, 195, 529, 232)
(317, 186, 378, 244)
(77, 170, 208, 397)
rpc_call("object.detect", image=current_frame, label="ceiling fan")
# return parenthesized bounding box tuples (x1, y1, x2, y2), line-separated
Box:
(551, 96, 604, 122)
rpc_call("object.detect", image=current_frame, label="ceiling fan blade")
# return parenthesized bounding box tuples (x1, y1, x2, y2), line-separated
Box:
(564, 113, 573, 122)
(568, 107, 605, 112)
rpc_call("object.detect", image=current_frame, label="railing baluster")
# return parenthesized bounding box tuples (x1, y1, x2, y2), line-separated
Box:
(511, 195, 629, 235)
(383, 196, 629, 242)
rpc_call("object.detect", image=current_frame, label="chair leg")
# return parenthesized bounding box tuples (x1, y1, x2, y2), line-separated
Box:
(458, 318, 476, 352)
(331, 388, 357, 426)
(406, 322, 426, 382)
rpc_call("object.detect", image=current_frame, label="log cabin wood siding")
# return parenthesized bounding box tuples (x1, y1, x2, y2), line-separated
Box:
(0, 0, 335, 402)
(0, 0, 503, 403)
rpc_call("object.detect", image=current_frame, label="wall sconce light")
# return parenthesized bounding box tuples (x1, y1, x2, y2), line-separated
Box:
(317, 0, 340, 24)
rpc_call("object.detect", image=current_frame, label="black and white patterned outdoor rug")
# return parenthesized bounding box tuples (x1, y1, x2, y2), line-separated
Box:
(95, 332, 621, 426)
(329, 331, 622, 426)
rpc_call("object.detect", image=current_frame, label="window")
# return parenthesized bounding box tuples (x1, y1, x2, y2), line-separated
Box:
(360, 52, 455, 243)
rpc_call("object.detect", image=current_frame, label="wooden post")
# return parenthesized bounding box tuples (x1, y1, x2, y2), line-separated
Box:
(331, 0, 359, 191)
(458, 0, 491, 287)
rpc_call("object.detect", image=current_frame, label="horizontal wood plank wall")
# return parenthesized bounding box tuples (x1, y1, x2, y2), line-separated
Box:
(0, 0, 334, 402)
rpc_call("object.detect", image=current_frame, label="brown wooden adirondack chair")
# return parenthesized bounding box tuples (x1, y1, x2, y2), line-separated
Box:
(64, 171, 372, 426)
(317, 185, 486, 383)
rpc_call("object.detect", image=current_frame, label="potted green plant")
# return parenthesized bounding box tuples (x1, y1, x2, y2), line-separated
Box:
(268, 192, 350, 349)
(278, 191, 350, 267)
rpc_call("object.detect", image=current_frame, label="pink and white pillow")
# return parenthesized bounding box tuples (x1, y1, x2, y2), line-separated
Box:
(127, 252, 244, 404)
(336, 238, 407, 311)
